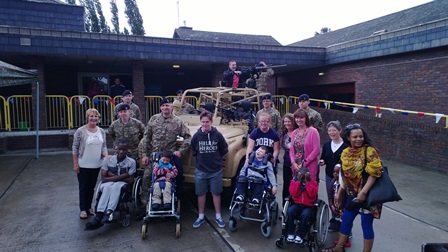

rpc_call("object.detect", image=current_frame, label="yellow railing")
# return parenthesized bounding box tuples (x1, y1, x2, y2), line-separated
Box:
(7, 95, 33, 131)
(272, 95, 289, 116)
(0, 96, 7, 131)
(1, 95, 446, 130)
(69, 96, 91, 129)
(45, 95, 70, 129)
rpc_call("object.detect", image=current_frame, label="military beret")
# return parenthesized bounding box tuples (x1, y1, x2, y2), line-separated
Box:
(160, 97, 171, 106)
(298, 94, 309, 101)
(117, 103, 130, 111)
(262, 94, 272, 100)
(122, 90, 132, 96)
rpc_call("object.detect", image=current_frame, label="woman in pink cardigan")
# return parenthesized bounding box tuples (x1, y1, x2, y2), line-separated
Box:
(290, 109, 321, 181)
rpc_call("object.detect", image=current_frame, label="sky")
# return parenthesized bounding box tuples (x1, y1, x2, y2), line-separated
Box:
(99, 0, 433, 45)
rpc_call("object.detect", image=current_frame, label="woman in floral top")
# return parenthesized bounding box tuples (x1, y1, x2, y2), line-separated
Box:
(289, 109, 320, 181)
(323, 123, 383, 252)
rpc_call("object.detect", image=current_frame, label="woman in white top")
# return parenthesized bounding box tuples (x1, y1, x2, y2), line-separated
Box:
(72, 108, 109, 219)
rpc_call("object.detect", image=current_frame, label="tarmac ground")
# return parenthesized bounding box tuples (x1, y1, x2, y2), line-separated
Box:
(0, 149, 447, 251)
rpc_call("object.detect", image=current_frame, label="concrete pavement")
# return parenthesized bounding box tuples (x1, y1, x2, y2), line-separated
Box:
(0, 149, 447, 251)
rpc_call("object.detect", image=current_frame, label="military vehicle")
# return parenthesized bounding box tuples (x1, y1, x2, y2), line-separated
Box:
(177, 87, 268, 192)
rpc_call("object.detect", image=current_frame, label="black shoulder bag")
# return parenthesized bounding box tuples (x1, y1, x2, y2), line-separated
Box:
(362, 147, 402, 207)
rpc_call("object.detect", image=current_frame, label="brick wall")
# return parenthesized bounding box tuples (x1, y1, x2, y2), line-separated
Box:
(317, 107, 448, 173)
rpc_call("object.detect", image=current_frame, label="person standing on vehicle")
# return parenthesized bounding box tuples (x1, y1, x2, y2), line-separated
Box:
(140, 98, 191, 205)
(252, 61, 274, 92)
(191, 111, 228, 229)
(222, 60, 251, 88)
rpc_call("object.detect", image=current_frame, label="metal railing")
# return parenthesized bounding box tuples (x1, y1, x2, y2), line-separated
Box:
(0, 94, 446, 130)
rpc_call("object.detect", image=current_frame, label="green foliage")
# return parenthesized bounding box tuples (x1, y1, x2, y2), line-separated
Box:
(110, 0, 120, 34)
(314, 27, 332, 36)
(124, 0, 145, 35)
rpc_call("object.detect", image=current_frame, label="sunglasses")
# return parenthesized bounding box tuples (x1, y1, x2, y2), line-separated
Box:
(345, 123, 361, 130)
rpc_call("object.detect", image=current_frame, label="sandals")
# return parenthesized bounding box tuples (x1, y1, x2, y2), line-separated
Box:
(79, 211, 88, 219)
(322, 245, 345, 252)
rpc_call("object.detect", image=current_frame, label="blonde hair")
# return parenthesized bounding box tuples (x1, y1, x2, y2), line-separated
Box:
(85, 108, 101, 122)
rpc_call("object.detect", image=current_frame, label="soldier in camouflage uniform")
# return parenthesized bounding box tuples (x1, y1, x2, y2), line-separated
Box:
(140, 98, 191, 205)
(114, 90, 142, 122)
(109, 104, 145, 162)
(256, 94, 282, 136)
(297, 94, 324, 133)
(176, 89, 196, 115)
(253, 61, 274, 93)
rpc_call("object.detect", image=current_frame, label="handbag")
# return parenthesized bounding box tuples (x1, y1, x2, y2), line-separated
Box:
(362, 147, 402, 207)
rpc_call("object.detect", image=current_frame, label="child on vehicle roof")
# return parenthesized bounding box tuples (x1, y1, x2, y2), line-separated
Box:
(235, 146, 277, 207)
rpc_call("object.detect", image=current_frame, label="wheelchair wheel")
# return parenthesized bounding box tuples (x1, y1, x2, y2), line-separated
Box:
(260, 222, 271, 238)
(175, 221, 181, 238)
(275, 238, 284, 248)
(270, 201, 279, 225)
(228, 216, 237, 232)
(314, 201, 330, 247)
(141, 223, 147, 240)
(121, 214, 130, 228)
(133, 177, 142, 211)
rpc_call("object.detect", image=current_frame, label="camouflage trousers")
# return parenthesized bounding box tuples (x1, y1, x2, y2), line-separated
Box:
(140, 163, 153, 205)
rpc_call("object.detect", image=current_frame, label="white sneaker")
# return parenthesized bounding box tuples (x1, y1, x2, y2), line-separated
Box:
(294, 236, 303, 244)
(286, 235, 295, 242)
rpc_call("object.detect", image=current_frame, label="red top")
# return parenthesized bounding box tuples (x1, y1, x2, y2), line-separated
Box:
(289, 179, 318, 207)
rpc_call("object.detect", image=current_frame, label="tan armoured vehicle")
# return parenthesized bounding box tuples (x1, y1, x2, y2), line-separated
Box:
(176, 87, 268, 192)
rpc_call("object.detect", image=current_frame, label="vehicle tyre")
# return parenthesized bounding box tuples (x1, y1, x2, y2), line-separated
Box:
(275, 239, 284, 248)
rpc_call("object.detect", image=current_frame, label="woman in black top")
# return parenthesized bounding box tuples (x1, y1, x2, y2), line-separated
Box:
(319, 121, 348, 225)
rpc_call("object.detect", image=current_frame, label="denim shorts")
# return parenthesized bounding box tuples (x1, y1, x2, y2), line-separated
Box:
(194, 169, 223, 196)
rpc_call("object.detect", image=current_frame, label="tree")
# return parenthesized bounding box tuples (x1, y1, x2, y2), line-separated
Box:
(124, 0, 145, 35)
(79, 0, 100, 32)
(314, 27, 332, 36)
(66, 0, 76, 4)
(110, 0, 120, 34)
(94, 0, 110, 33)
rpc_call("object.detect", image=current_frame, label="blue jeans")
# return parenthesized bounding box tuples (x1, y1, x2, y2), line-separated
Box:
(340, 207, 374, 240)
(287, 204, 313, 238)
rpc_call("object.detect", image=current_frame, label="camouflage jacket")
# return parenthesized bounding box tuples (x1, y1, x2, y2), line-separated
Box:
(114, 102, 142, 122)
(142, 113, 191, 157)
(256, 107, 282, 136)
(306, 107, 324, 133)
(255, 68, 274, 92)
(180, 102, 195, 115)
(109, 118, 145, 160)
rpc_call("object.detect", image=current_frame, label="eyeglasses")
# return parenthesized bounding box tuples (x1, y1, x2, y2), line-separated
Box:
(345, 123, 361, 130)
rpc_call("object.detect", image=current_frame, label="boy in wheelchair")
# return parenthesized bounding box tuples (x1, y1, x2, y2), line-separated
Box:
(151, 150, 178, 210)
(85, 140, 136, 230)
(286, 166, 318, 244)
(235, 146, 277, 207)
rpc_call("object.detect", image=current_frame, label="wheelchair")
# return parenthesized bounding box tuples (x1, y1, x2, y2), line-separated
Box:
(138, 151, 181, 239)
(93, 181, 133, 228)
(275, 196, 330, 251)
(227, 152, 279, 238)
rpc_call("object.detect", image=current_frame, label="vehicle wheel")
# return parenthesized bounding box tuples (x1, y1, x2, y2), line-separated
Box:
(141, 223, 147, 240)
(121, 214, 130, 228)
(228, 217, 237, 232)
(175, 222, 181, 238)
(260, 222, 271, 238)
(275, 239, 284, 248)
(315, 202, 330, 247)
